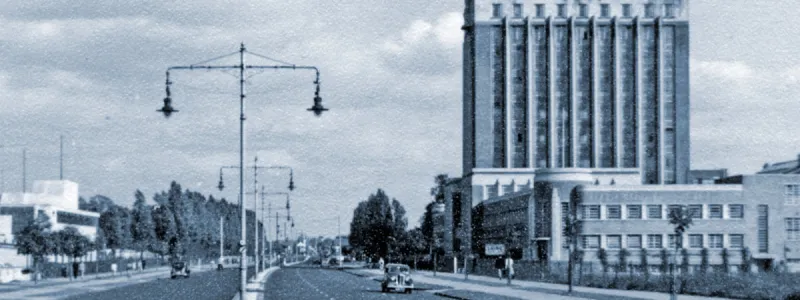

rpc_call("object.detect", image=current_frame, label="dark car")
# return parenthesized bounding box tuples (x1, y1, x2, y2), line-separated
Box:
(170, 261, 191, 279)
(381, 264, 413, 294)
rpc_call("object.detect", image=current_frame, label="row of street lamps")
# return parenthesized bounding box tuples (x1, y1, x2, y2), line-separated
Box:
(158, 43, 327, 300)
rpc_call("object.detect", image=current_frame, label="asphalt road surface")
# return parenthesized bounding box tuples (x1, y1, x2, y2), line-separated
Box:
(61, 266, 255, 300)
(264, 265, 449, 300)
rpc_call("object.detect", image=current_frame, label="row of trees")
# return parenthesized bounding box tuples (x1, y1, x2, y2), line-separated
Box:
(79, 181, 268, 260)
(348, 174, 451, 264)
(16, 181, 273, 279)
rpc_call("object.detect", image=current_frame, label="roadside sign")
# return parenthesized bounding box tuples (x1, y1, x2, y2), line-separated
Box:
(485, 244, 505, 256)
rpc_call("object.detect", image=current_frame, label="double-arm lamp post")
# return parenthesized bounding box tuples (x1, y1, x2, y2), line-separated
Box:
(218, 161, 294, 274)
(260, 191, 291, 265)
(158, 43, 327, 300)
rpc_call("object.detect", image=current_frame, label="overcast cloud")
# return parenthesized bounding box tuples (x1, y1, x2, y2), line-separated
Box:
(1, 1, 799, 237)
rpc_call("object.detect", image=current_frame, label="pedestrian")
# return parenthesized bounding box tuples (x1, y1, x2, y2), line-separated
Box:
(495, 256, 505, 280)
(378, 257, 385, 271)
(79, 262, 86, 278)
(505, 255, 515, 280)
(111, 263, 118, 276)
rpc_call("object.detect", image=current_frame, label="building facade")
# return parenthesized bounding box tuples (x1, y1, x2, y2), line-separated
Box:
(456, 0, 691, 266)
(464, 174, 800, 272)
(0, 180, 99, 242)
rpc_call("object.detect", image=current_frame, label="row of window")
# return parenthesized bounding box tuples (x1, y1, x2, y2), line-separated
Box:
(578, 204, 744, 220)
(581, 233, 744, 250)
(494, 3, 677, 19)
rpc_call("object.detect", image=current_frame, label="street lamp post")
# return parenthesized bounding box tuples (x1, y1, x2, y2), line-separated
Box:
(219, 162, 294, 274)
(158, 43, 327, 300)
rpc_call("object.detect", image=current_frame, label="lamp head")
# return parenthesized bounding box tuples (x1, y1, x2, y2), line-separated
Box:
(157, 97, 178, 118)
(288, 171, 295, 191)
(307, 95, 328, 117)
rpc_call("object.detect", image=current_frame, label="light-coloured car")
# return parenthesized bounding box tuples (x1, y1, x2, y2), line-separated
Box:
(170, 261, 190, 279)
(381, 264, 413, 294)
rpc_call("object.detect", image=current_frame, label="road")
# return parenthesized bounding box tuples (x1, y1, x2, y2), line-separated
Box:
(57, 266, 255, 300)
(264, 265, 449, 300)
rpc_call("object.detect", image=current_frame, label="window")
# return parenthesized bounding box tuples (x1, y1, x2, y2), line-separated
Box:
(606, 205, 621, 219)
(607, 235, 622, 249)
(582, 235, 600, 249)
(493, 3, 503, 18)
(557, 4, 566, 17)
(578, 4, 588, 17)
(487, 184, 498, 199)
(758, 205, 769, 253)
(667, 205, 682, 217)
(622, 4, 632, 17)
(513, 3, 523, 18)
(689, 234, 703, 248)
(535, 4, 545, 18)
(688, 205, 703, 219)
(580, 205, 600, 220)
(56, 211, 98, 227)
(644, 4, 655, 18)
(647, 234, 663, 249)
(627, 235, 642, 248)
(647, 205, 662, 219)
(663, 4, 675, 18)
(709, 234, 724, 248)
(627, 205, 642, 219)
(786, 218, 800, 241)
(729, 205, 744, 219)
(709, 204, 723, 219)
(786, 184, 800, 205)
(729, 234, 744, 249)
(668, 234, 682, 249)
(600, 4, 610, 17)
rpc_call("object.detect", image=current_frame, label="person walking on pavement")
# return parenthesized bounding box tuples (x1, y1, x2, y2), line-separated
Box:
(495, 256, 505, 280)
(505, 255, 515, 280)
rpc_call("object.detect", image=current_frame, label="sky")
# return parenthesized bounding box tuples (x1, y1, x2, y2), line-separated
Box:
(1, 1, 799, 238)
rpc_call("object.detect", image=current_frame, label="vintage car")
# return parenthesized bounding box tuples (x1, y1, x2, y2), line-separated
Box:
(381, 264, 414, 294)
(170, 261, 191, 279)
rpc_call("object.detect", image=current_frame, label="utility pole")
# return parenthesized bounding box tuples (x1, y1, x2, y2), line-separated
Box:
(60, 135, 63, 180)
(220, 217, 224, 266)
(22, 149, 26, 193)
(253, 156, 260, 274)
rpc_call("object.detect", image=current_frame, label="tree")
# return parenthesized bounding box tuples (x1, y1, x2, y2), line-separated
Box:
(740, 247, 751, 273)
(151, 203, 175, 257)
(130, 190, 156, 261)
(660, 248, 669, 274)
(98, 205, 132, 258)
(58, 227, 92, 278)
(700, 248, 709, 274)
(597, 248, 609, 274)
(618, 249, 630, 273)
(668, 205, 693, 299)
(640, 248, 649, 280)
(349, 189, 408, 259)
(721, 248, 730, 274)
(14, 213, 53, 282)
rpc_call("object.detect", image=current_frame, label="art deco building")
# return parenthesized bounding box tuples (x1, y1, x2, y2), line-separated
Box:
(452, 0, 691, 262)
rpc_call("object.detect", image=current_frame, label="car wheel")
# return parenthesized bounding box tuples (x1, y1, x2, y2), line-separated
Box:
(171, 275, 176, 279)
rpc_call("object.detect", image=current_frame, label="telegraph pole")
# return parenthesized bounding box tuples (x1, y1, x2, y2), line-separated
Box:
(60, 135, 63, 180)
(253, 156, 260, 274)
(220, 217, 224, 266)
(22, 149, 26, 193)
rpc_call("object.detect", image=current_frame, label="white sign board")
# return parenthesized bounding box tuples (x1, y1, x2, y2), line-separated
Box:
(485, 244, 505, 256)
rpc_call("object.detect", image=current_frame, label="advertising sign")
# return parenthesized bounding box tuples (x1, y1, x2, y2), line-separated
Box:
(484, 244, 505, 256)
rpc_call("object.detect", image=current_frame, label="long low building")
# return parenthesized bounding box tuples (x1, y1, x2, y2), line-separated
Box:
(443, 172, 800, 273)
(0, 180, 99, 269)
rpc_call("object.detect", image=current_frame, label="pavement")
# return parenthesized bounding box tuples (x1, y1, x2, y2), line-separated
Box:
(0, 263, 225, 300)
(346, 267, 734, 300)
(230, 257, 303, 300)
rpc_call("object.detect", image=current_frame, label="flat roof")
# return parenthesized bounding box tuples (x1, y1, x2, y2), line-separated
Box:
(582, 185, 743, 192)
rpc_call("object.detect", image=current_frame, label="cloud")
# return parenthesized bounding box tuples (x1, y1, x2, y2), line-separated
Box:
(380, 12, 463, 76)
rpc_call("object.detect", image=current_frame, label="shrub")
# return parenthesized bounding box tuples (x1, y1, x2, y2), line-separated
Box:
(659, 248, 669, 274)
(741, 247, 751, 273)
(721, 248, 730, 274)
(700, 248, 709, 274)
(640, 249, 649, 279)
(618, 249, 629, 272)
(597, 248, 608, 274)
